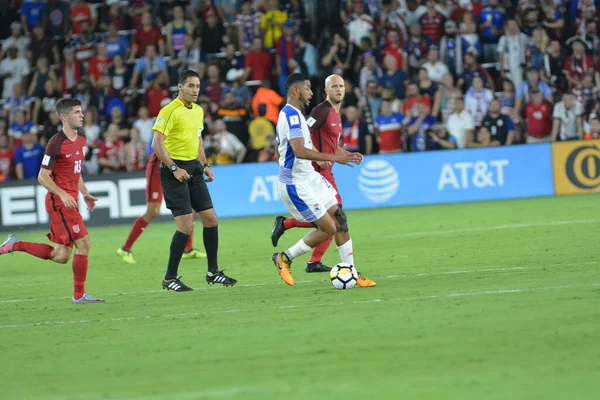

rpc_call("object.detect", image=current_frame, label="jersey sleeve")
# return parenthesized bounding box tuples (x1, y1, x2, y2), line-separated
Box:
(41, 135, 62, 170)
(307, 103, 330, 132)
(152, 107, 172, 135)
(283, 109, 304, 140)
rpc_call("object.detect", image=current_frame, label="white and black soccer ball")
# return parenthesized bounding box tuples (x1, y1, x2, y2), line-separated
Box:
(329, 263, 358, 290)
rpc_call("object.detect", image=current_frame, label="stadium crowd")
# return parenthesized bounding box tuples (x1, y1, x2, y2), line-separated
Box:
(0, 0, 598, 181)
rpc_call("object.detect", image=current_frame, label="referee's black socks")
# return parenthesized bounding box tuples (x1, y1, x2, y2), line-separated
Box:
(165, 230, 190, 280)
(203, 226, 219, 274)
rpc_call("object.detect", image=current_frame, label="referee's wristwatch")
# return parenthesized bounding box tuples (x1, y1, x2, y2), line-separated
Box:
(202, 163, 211, 170)
(169, 164, 178, 173)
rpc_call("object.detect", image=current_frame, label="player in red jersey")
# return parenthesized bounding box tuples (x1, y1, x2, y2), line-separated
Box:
(0, 99, 104, 304)
(116, 149, 207, 264)
(270, 74, 376, 287)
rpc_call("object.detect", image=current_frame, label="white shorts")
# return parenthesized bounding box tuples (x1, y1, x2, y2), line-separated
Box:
(278, 173, 338, 222)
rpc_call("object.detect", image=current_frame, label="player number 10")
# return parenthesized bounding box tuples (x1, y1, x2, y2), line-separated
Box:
(74, 160, 82, 174)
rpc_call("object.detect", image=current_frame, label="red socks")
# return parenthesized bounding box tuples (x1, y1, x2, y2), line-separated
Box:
(309, 237, 333, 263)
(185, 225, 194, 252)
(122, 217, 148, 251)
(13, 242, 53, 260)
(284, 218, 314, 229)
(72, 254, 88, 300)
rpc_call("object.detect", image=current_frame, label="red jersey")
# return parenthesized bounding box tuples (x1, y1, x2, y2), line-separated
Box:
(245, 50, 273, 81)
(98, 138, 125, 171)
(307, 100, 342, 175)
(146, 86, 170, 117)
(383, 45, 405, 70)
(70, 4, 95, 34)
(133, 27, 164, 53)
(41, 131, 87, 208)
(127, 141, 147, 171)
(525, 101, 553, 137)
(88, 56, 113, 81)
(404, 96, 432, 118)
(0, 149, 14, 180)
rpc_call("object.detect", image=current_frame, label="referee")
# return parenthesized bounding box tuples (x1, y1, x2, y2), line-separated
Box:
(152, 70, 237, 291)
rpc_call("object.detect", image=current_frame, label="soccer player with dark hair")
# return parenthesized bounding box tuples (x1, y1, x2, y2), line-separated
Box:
(152, 70, 237, 291)
(271, 74, 376, 287)
(0, 98, 104, 304)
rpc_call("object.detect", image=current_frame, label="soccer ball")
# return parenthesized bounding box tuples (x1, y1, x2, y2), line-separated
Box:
(329, 263, 358, 290)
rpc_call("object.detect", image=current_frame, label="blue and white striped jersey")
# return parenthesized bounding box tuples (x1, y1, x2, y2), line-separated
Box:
(276, 104, 315, 184)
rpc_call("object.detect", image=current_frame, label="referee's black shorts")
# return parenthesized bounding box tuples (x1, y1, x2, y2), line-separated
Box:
(159, 159, 214, 217)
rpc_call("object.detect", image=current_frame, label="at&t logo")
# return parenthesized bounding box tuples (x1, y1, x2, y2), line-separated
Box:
(358, 159, 399, 203)
(565, 145, 600, 189)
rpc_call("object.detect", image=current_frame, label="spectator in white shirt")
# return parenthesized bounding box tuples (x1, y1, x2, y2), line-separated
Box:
(497, 19, 529, 90)
(132, 106, 155, 144)
(346, 1, 376, 46)
(422, 46, 450, 83)
(0, 46, 30, 99)
(446, 96, 475, 149)
(0, 22, 30, 59)
(207, 119, 247, 164)
(552, 93, 584, 141)
(464, 75, 494, 126)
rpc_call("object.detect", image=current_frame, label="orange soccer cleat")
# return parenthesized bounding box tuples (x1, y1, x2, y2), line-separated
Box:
(272, 252, 294, 286)
(356, 273, 376, 287)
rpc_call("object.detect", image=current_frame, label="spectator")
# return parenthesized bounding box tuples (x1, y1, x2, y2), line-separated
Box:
(482, 98, 515, 146)
(446, 96, 475, 149)
(9, 109, 37, 146)
(257, 134, 277, 162)
(3, 83, 33, 121)
(379, 0, 409, 48)
(83, 112, 101, 149)
(44, 0, 71, 39)
(236, 0, 262, 50)
(359, 51, 383, 95)
(70, 0, 97, 34)
(29, 24, 60, 66)
(1, 22, 30, 59)
(172, 35, 207, 83)
(525, 88, 553, 143)
(291, 32, 319, 80)
(584, 117, 600, 140)
(98, 123, 125, 173)
(343, 105, 373, 154)
(498, 19, 528, 90)
(459, 11, 482, 55)
(130, 45, 168, 90)
(200, 64, 230, 114)
(321, 32, 360, 83)
(91, 76, 121, 124)
(520, 7, 539, 37)
(124, 128, 148, 172)
(131, 11, 165, 59)
(417, 67, 441, 117)
(419, 0, 446, 45)
(260, 0, 287, 49)
(573, 73, 599, 110)
(423, 46, 449, 84)
(465, 75, 494, 126)
(563, 36, 595, 91)
(404, 24, 430, 77)
(376, 99, 405, 153)
(346, 0, 376, 46)
(14, 131, 44, 180)
(382, 30, 408, 72)
(68, 18, 101, 64)
(457, 52, 494, 92)
(206, 119, 246, 165)
(99, 1, 128, 32)
(515, 68, 554, 116)
(220, 43, 245, 82)
(552, 93, 584, 141)
(0, 46, 30, 100)
(32, 79, 60, 126)
(132, 106, 155, 144)
(217, 91, 250, 146)
(20, 0, 47, 34)
(407, 102, 438, 151)
(0, 134, 14, 182)
(428, 124, 457, 150)
(107, 106, 130, 139)
(108, 55, 132, 93)
(214, 0, 238, 24)
(201, 9, 227, 55)
(528, 28, 549, 73)
(470, 125, 496, 147)
(439, 74, 461, 124)
(403, 81, 431, 118)
(226, 71, 253, 108)
(251, 79, 282, 125)
(146, 75, 171, 117)
(157, 0, 187, 26)
(582, 19, 600, 59)
(88, 43, 113, 88)
(478, 0, 507, 62)
(248, 103, 275, 162)
(400, 0, 427, 27)
(72, 78, 92, 113)
(104, 24, 130, 58)
(165, 5, 195, 57)
(40, 111, 61, 146)
(378, 54, 407, 101)
(545, 39, 567, 94)
(244, 37, 273, 82)
(343, 78, 360, 108)
(275, 21, 297, 93)
(361, 78, 383, 122)
(128, 0, 150, 30)
(439, 20, 477, 78)
(59, 48, 83, 94)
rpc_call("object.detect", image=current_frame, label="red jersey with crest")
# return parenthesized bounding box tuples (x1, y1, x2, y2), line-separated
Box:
(41, 131, 87, 209)
(306, 100, 342, 175)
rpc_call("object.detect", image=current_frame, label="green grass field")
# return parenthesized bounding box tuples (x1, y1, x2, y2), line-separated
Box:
(1, 194, 599, 400)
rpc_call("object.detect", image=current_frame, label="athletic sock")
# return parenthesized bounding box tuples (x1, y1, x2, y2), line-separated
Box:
(284, 239, 313, 260)
(309, 236, 333, 263)
(72, 254, 88, 300)
(122, 217, 148, 251)
(203, 226, 219, 274)
(184, 225, 194, 253)
(13, 242, 53, 260)
(284, 218, 314, 229)
(337, 239, 354, 266)
(165, 231, 190, 279)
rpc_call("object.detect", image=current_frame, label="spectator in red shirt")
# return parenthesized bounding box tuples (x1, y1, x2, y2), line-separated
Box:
(146, 75, 171, 117)
(131, 11, 165, 59)
(404, 81, 432, 118)
(525, 88, 553, 143)
(383, 30, 408, 72)
(124, 128, 147, 172)
(419, 0, 446, 45)
(563, 36, 595, 90)
(98, 123, 125, 173)
(88, 43, 113, 87)
(0, 134, 14, 182)
(244, 37, 273, 82)
(70, 0, 97, 34)
(200, 64, 230, 114)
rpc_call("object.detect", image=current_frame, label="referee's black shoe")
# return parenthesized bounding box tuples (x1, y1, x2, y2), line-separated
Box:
(271, 216, 286, 247)
(206, 270, 237, 286)
(162, 276, 193, 292)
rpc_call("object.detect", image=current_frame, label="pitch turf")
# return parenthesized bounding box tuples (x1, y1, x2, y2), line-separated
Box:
(1, 194, 599, 400)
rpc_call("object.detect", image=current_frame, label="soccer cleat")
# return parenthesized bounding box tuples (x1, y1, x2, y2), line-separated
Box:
(271, 216, 287, 247)
(117, 248, 136, 264)
(206, 270, 237, 286)
(355, 273, 376, 288)
(72, 293, 105, 304)
(305, 261, 331, 273)
(0, 234, 19, 255)
(162, 276, 193, 292)
(272, 252, 294, 286)
(182, 248, 207, 259)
